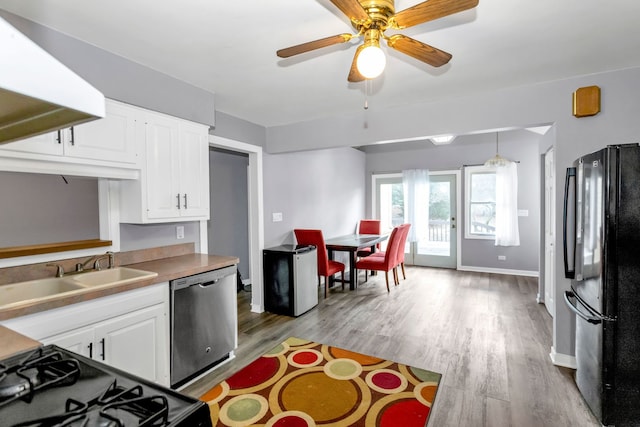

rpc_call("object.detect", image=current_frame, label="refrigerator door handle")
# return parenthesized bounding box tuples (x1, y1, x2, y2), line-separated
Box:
(564, 290, 615, 324)
(563, 167, 577, 279)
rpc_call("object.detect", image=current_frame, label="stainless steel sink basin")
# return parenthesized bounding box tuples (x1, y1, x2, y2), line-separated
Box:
(0, 278, 86, 306)
(0, 267, 157, 308)
(70, 267, 157, 287)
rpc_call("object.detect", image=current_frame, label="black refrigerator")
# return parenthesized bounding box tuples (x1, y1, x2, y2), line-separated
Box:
(563, 144, 640, 426)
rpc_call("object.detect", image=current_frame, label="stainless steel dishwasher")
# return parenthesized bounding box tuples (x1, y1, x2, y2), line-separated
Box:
(170, 265, 237, 388)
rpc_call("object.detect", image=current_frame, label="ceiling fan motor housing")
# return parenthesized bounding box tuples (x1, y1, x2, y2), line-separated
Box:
(354, 0, 395, 31)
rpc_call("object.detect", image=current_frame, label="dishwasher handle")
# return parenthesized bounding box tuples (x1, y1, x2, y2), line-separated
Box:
(199, 279, 219, 288)
(170, 265, 236, 291)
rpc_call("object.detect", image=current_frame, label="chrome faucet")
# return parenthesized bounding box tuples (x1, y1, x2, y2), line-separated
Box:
(75, 251, 115, 273)
(47, 263, 65, 278)
(94, 251, 115, 270)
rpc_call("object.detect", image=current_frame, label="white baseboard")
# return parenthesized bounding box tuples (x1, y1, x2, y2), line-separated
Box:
(550, 346, 577, 369)
(457, 265, 539, 277)
(251, 303, 263, 313)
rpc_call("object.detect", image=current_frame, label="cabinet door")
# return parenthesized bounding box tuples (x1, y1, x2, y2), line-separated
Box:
(95, 304, 169, 385)
(66, 100, 138, 164)
(41, 326, 94, 358)
(145, 113, 181, 220)
(0, 131, 63, 156)
(178, 121, 209, 218)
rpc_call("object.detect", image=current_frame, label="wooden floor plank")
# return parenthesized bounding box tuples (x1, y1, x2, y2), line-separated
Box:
(184, 266, 600, 426)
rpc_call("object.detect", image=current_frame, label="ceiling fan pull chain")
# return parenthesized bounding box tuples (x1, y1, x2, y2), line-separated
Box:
(364, 79, 370, 110)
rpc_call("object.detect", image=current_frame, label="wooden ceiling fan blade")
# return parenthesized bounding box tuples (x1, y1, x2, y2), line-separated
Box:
(348, 45, 366, 82)
(387, 34, 452, 67)
(277, 34, 353, 58)
(392, 0, 479, 29)
(330, 0, 370, 22)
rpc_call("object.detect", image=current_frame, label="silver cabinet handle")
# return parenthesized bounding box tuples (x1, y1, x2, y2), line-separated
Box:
(176, 193, 181, 209)
(69, 127, 75, 146)
(183, 193, 188, 209)
(100, 338, 106, 360)
(87, 342, 93, 359)
(56, 130, 62, 144)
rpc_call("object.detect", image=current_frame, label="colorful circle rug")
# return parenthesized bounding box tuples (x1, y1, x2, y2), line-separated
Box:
(200, 337, 441, 426)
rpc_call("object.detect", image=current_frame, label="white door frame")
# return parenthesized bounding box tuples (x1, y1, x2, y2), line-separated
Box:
(543, 147, 555, 316)
(207, 135, 264, 313)
(371, 170, 461, 269)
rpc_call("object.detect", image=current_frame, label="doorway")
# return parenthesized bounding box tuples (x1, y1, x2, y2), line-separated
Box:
(208, 135, 264, 313)
(373, 171, 459, 268)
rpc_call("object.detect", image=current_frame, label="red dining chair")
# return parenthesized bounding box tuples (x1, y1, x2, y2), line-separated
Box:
(356, 219, 382, 258)
(395, 224, 411, 281)
(355, 226, 401, 292)
(370, 223, 411, 282)
(294, 229, 345, 298)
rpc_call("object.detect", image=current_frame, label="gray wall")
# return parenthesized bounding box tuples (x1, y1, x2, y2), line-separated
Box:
(0, 172, 99, 247)
(263, 147, 366, 249)
(208, 148, 250, 280)
(365, 130, 541, 272)
(119, 222, 200, 252)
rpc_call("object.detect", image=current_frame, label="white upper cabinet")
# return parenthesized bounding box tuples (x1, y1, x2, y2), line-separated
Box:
(65, 99, 138, 164)
(120, 109, 210, 223)
(0, 99, 140, 179)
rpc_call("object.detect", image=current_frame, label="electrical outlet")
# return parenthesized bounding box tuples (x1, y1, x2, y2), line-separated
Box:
(498, 255, 506, 261)
(176, 225, 185, 239)
(272, 212, 283, 222)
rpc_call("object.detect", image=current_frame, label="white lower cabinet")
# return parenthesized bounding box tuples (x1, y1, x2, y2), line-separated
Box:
(0, 283, 170, 386)
(42, 304, 166, 384)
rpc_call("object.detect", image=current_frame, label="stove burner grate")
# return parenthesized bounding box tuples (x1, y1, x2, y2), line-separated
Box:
(10, 379, 170, 427)
(0, 348, 80, 406)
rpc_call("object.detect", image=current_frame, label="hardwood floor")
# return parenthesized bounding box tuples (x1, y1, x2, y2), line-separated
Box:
(184, 266, 599, 426)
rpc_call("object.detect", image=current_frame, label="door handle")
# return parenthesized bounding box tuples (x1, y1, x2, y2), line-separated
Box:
(563, 167, 576, 279)
(69, 127, 75, 146)
(87, 342, 93, 358)
(183, 193, 188, 209)
(99, 338, 106, 360)
(176, 193, 181, 209)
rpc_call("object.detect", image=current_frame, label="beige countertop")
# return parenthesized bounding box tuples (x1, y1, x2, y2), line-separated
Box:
(0, 325, 41, 359)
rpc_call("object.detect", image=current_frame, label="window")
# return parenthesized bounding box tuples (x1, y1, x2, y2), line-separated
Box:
(465, 165, 496, 239)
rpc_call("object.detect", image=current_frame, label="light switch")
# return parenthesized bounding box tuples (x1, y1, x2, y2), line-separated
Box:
(176, 225, 185, 239)
(518, 209, 529, 217)
(272, 212, 283, 222)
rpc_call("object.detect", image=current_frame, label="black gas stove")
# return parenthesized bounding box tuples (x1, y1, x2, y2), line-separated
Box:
(0, 345, 212, 427)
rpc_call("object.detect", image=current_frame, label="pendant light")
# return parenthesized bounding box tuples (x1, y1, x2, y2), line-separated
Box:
(484, 132, 512, 167)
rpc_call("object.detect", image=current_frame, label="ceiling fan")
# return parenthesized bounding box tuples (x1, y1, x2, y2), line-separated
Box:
(277, 0, 479, 81)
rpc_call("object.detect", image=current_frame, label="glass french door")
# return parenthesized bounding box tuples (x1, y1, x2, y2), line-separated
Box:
(374, 172, 458, 268)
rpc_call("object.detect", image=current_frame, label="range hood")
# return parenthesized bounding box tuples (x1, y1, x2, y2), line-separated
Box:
(0, 16, 105, 145)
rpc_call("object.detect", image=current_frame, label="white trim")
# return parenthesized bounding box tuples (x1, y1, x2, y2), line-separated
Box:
(549, 346, 577, 369)
(464, 165, 497, 240)
(457, 264, 539, 277)
(198, 220, 208, 254)
(208, 135, 264, 313)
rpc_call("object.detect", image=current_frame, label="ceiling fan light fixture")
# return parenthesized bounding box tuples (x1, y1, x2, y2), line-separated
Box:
(356, 29, 386, 79)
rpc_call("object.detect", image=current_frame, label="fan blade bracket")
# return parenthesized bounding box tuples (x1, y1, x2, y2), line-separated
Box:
(387, 34, 452, 67)
(277, 33, 354, 58)
(392, 0, 479, 29)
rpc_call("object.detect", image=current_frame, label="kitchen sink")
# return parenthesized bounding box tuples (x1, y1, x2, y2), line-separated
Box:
(0, 278, 86, 306)
(70, 267, 157, 287)
(0, 267, 157, 309)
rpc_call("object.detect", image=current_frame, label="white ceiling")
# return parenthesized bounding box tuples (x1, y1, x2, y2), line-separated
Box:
(1, 0, 639, 129)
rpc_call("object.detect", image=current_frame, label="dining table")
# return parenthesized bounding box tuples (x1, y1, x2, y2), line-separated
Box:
(325, 233, 388, 290)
